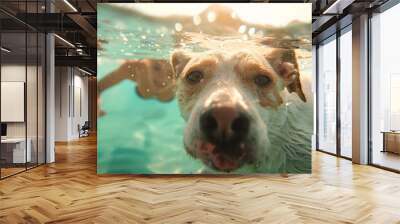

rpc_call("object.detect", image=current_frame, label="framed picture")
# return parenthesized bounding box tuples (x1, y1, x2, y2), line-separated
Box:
(97, 3, 312, 174)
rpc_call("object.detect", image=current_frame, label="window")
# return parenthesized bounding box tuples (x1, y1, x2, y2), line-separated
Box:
(370, 3, 400, 171)
(339, 27, 352, 158)
(0, 1, 47, 179)
(317, 35, 337, 154)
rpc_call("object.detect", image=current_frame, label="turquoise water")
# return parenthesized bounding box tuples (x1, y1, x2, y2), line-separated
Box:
(97, 4, 312, 174)
(97, 5, 205, 174)
(97, 80, 205, 174)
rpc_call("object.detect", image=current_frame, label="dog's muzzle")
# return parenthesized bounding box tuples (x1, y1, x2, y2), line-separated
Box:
(200, 105, 250, 147)
(197, 98, 252, 171)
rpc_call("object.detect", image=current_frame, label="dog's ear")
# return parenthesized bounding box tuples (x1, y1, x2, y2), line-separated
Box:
(265, 49, 306, 102)
(171, 50, 191, 77)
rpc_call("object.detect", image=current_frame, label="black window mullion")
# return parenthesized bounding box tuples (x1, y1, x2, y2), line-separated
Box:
(336, 24, 341, 157)
(316, 44, 319, 151)
(36, 0, 39, 167)
(24, 0, 28, 171)
(0, 23, 2, 179)
(367, 11, 373, 165)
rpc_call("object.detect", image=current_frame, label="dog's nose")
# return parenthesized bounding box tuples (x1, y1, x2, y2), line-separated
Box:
(200, 105, 250, 145)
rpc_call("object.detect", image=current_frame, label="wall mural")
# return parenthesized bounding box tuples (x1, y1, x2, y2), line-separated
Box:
(97, 3, 313, 174)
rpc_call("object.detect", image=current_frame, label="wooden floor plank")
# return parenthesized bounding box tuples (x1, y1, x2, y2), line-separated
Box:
(0, 135, 400, 223)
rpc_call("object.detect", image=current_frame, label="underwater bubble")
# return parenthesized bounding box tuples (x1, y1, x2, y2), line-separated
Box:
(141, 35, 147, 40)
(238, 25, 247, 34)
(231, 12, 237, 19)
(193, 15, 202, 26)
(175, 23, 183, 32)
(207, 11, 216, 23)
(248, 27, 256, 36)
(132, 132, 145, 145)
(119, 32, 128, 42)
(161, 26, 168, 32)
(196, 168, 204, 173)
(115, 21, 126, 30)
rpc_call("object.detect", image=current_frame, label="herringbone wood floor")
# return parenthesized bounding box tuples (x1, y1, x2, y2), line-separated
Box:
(1, 135, 400, 224)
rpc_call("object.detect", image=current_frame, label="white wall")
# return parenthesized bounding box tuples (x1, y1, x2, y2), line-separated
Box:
(352, 14, 369, 164)
(1, 65, 40, 138)
(54, 67, 89, 141)
(46, 32, 55, 163)
(1, 64, 46, 164)
(55, 67, 69, 141)
(72, 73, 89, 138)
(1, 65, 26, 135)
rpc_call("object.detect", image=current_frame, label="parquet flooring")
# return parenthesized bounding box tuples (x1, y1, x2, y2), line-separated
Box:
(1, 167, 26, 178)
(1, 135, 400, 223)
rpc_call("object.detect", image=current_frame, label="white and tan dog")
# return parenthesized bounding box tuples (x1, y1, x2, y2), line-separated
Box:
(171, 48, 312, 173)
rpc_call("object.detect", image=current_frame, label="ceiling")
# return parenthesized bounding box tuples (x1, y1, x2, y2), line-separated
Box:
(311, 0, 390, 43)
(0, 0, 97, 74)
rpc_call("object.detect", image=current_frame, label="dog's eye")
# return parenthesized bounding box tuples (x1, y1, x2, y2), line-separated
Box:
(186, 71, 203, 84)
(254, 75, 271, 87)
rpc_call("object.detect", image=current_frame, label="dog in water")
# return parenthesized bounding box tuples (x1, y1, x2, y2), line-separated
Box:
(98, 47, 312, 173)
(170, 48, 312, 173)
